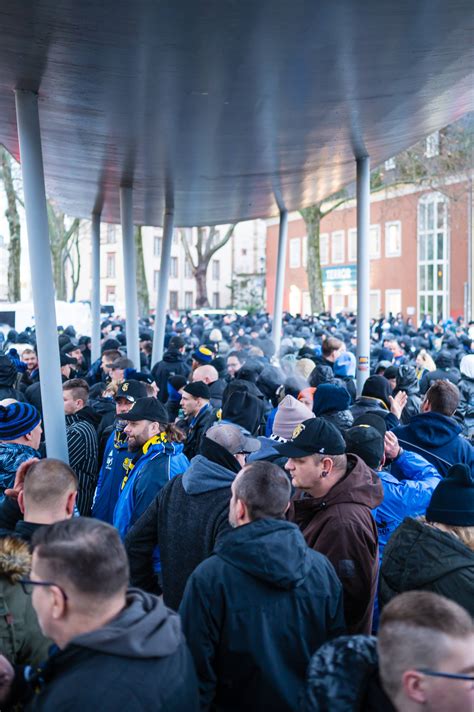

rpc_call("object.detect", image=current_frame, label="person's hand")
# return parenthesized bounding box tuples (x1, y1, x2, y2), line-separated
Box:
(4, 457, 39, 500)
(384, 431, 401, 460)
(0, 655, 14, 704)
(389, 391, 407, 420)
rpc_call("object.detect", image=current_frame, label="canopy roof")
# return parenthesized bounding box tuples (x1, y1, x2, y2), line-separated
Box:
(0, 0, 472, 226)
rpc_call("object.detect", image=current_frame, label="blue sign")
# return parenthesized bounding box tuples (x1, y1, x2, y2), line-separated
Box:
(322, 265, 356, 285)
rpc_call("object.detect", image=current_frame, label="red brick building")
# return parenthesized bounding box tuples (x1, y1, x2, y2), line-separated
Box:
(266, 179, 472, 323)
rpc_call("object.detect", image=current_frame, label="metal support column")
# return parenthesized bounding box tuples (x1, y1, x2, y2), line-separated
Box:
(91, 213, 101, 363)
(271, 210, 288, 357)
(356, 155, 371, 394)
(152, 209, 174, 366)
(120, 186, 140, 369)
(14, 90, 69, 461)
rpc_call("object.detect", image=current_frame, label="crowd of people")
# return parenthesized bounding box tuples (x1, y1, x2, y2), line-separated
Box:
(0, 308, 472, 711)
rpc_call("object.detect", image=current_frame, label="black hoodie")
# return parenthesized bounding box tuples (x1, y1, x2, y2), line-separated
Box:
(151, 351, 190, 403)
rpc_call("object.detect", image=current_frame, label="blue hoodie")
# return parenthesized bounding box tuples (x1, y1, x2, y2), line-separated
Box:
(92, 430, 129, 524)
(393, 412, 474, 477)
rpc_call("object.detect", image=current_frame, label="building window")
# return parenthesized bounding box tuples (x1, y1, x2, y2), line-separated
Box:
(170, 256, 178, 278)
(105, 285, 116, 303)
(370, 290, 381, 319)
(106, 225, 116, 244)
(184, 258, 193, 278)
(385, 289, 402, 316)
(348, 229, 357, 262)
(320, 233, 329, 265)
(385, 221, 402, 258)
(153, 270, 160, 291)
(331, 293, 345, 313)
(418, 193, 449, 322)
(331, 231, 345, 264)
(212, 292, 220, 308)
(169, 291, 178, 310)
(289, 238, 301, 269)
(154, 235, 162, 257)
(289, 285, 301, 315)
(369, 225, 381, 259)
(106, 253, 116, 278)
(212, 259, 220, 280)
(425, 131, 440, 158)
(384, 157, 396, 171)
(184, 291, 193, 309)
(302, 236, 308, 268)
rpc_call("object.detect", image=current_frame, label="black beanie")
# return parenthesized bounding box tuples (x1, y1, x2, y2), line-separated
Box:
(361, 375, 392, 409)
(221, 391, 264, 436)
(183, 381, 211, 400)
(426, 463, 474, 526)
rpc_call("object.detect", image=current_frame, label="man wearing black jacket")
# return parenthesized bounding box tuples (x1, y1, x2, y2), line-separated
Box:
(151, 336, 190, 403)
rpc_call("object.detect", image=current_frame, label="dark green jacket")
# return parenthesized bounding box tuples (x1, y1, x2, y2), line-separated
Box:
(379, 517, 474, 616)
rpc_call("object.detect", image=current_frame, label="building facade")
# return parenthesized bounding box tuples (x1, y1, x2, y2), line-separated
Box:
(266, 178, 472, 323)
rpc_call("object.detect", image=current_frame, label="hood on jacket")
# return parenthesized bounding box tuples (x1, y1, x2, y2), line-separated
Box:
(0, 536, 31, 583)
(395, 365, 420, 395)
(68, 405, 102, 429)
(215, 519, 311, 590)
(313, 384, 350, 416)
(163, 351, 185, 364)
(397, 412, 463, 448)
(72, 588, 182, 659)
(182, 454, 237, 494)
(362, 376, 392, 409)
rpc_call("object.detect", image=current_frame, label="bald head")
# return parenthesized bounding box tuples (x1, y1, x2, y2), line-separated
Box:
(20, 458, 78, 524)
(193, 364, 218, 385)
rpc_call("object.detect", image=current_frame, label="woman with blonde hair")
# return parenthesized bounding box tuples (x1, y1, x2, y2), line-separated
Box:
(415, 348, 436, 380)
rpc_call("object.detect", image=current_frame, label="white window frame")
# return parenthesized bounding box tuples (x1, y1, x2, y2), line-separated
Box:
(348, 228, 357, 262)
(385, 221, 402, 258)
(331, 230, 345, 264)
(370, 289, 381, 319)
(417, 192, 449, 323)
(320, 233, 329, 265)
(385, 289, 402, 316)
(289, 238, 301, 269)
(369, 224, 381, 259)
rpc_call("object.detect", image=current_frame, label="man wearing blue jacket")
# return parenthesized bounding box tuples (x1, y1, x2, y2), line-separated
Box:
(92, 379, 148, 523)
(113, 397, 189, 538)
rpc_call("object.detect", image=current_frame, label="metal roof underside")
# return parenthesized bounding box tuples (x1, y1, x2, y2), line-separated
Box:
(0, 0, 472, 227)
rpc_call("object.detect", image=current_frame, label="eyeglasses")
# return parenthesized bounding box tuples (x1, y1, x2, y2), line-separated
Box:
(19, 578, 68, 601)
(416, 668, 474, 682)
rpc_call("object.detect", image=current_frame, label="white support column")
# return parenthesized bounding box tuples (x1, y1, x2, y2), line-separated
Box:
(271, 210, 288, 357)
(356, 155, 371, 394)
(120, 186, 140, 370)
(152, 208, 174, 366)
(91, 213, 101, 363)
(14, 90, 69, 461)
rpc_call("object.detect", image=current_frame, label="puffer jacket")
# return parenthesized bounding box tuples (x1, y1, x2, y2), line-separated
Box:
(379, 517, 474, 616)
(394, 365, 422, 424)
(302, 635, 395, 712)
(457, 375, 474, 439)
(0, 443, 41, 502)
(313, 384, 354, 433)
(0, 537, 50, 666)
(321, 410, 354, 433)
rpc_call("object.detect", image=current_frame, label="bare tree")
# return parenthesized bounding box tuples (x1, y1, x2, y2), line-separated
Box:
(135, 225, 149, 316)
(47, 203, 80, 301)
(180, 224, 236, 307)
(0, 147, 21, 301)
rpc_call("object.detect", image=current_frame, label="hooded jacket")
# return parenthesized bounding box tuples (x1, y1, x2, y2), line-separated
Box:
(182, 404, 216, 460)
(379, 517, 474, 616)
(0, 443, 41, 501)
(0, 537, 50, 667)
(288, 454, 383, 634)
(152, 351, 190, 404)
(19, 588, 199, 711)
(125, 453, 238, 610)
(313, 384, 354, 433)
(92, 428, 130, 524)
(180, 519, 345, 712)
(393, 412, 474, 477)
(302, 635, 395, 712)
(65, 407, 100, 516)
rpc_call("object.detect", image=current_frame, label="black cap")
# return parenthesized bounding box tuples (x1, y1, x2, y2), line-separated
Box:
(183, 381, 211, 400)
(276, 417, 346, 458)
(60, 353, 78, 367)
(120, 397, 169, 423)
(352, 412, 387, 437)
(115, 380, 148, 402)
(344, 425, 384, 469)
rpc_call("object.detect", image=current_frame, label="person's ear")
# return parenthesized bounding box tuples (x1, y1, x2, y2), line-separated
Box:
(65, 491, 77, 517)
(50, 586, 67, 620)
(18, 490, 25, 515)
(236, 498, 246, 523)
(402, 670, 428, 704)
(322, 456, 333, 476)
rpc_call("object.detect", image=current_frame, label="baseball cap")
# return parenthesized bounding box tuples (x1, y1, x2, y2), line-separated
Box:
(120, 397, 169, 423)
(344, 425, 384, 469)
(276, 417, 346, 458)
(205, 423, 260, 454)
(110, 357, 135, 370)
(115, 380, 148, 403)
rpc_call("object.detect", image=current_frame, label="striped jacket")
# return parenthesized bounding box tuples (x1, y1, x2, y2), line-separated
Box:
(66, 407, 100, 515)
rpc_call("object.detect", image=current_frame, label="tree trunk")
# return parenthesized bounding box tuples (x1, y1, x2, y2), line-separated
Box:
(300, 205, 325, 314)
(0, 149, 21, 302)
(195, 265, 210, 307)
(135, 226, 149, 317)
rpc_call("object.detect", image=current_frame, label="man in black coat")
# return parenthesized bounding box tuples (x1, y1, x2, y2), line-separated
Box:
(179, 460, 345, 712)
(0, 518, 199, 711)
(151, 336, 190, 403)
(125, 424, 260, 610)
(179, 381, 215, 460)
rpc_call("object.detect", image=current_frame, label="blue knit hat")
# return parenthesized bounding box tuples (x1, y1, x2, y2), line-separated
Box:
(192, 346, 214, 364)
(0, 402, 41, 441)
(426, 463, 474, 527)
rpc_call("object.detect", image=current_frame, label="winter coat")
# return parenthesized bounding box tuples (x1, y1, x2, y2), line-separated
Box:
(393, 412, 474, 477)
(152, 351, 190, 403)
(350, 397, 399, 430)
(66, 407, 100, 516)
(320, 410, 354, 433)
(420, 367, 460, 394)
(182, 404, 215, 461)
(313, 384, 354, 432)
(208, 379, 226, 410)
(16, 589, 199, 711)
(0, 537, 50, 667)
(125, 454, 236, 610)
(91, 429, 130, 524)
(379, 517, 474, 617)
(0, 385, 27, 403)
(394, 367, 422, 424)
(0, 443, 41, 502)
(457, 375, 474, 438)
(113, 440, 189, 539)
(180, 519, 346, 712)
(372, 451, 442, 561)
(288, 454, 383, 634)
(302, 635, 395, 712)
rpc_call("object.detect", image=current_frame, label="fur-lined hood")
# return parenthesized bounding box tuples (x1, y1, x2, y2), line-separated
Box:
(0, 536, 31, 583)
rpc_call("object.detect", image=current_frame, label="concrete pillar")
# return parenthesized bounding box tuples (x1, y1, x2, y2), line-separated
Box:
(119, 186, 140, 370)
(271, 210, 289, 356)
(91, 213, 101, 363)
(356, 155, 371, 394)
(152, 209, 174, 366)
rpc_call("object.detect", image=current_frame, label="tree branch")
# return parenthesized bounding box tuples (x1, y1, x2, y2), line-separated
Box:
(180, 228, 197, 270)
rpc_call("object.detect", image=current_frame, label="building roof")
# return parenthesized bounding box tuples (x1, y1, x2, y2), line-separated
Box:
(0, 0, 472, 227)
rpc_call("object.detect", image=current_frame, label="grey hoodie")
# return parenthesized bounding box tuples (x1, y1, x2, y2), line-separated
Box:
(182, 454, 236, 494)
